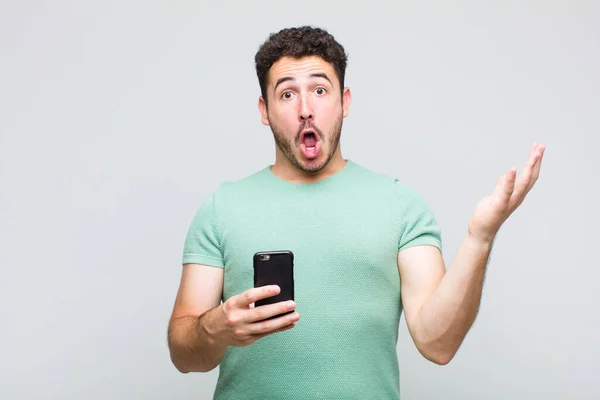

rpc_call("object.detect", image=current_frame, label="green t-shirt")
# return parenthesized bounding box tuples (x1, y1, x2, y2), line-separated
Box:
(182, 159, 442, 400)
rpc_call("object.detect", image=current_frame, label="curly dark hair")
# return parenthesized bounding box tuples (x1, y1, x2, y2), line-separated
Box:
(254, 26, 348, 106)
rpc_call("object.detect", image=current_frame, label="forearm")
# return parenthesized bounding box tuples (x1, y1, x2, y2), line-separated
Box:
(168, 307, 228, 373)
(415, 233, 492, 363)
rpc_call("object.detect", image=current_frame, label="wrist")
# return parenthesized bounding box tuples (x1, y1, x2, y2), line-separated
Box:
(466, 231, 494, 251)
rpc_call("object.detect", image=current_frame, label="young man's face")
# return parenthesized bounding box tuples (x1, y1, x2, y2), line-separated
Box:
(259, 55, 351, 173)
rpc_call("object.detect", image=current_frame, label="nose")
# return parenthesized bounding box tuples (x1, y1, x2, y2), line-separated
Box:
(299, 94, 313, 121)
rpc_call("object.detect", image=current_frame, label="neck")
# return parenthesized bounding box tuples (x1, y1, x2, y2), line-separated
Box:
(271, 146, 346, 184)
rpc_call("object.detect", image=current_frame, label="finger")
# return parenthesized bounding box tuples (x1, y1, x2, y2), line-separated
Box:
(512, 151, 536, 199)
(236, 285, 280, 308)
(503, 168, 517, 198)
(245, 311, 300, 335)
(521, 144, 544, 194)
(255, 322, 297, 338)
(511, 143, 544, 206)
(271, 322, 297, 334)
(492, 170, 515, 201)
(243, 323, 297, 345)
(248, 300, 296, 323)
(527, 144, 545, 190)
(491, 173, 506, 197)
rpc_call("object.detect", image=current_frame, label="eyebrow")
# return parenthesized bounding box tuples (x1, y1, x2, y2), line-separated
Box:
(273, 73, 333, 92)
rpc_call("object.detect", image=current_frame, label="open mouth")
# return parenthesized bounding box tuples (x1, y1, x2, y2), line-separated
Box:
(300, 130, 320, 159)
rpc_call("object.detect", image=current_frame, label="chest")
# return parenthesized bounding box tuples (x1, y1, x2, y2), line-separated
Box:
(218, 195, 401, 304)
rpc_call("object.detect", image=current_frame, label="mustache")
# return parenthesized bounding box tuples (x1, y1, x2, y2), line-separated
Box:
(295, 122, 324, 144)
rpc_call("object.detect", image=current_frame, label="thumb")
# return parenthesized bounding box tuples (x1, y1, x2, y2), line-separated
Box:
(494, 168, 516, 201)
(503, 168, 517, 198)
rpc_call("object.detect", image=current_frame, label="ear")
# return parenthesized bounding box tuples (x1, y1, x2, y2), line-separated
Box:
(342, 87, 352, 118)
(258, 96, 270, 126)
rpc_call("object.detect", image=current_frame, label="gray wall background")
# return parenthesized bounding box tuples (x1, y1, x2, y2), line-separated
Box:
(1, 1, 598, 399)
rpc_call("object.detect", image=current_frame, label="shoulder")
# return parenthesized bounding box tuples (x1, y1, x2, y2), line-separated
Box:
(349, 160, 424, 197)
(349, 161, 437, 218)
(346, 160, 398, 189)
(211, 167, 269, 195)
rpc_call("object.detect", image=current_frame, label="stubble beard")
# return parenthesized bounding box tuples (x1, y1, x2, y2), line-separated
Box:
(269, 114, 343, 174)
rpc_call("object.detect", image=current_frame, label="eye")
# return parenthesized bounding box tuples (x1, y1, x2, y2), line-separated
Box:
(315, 87, 326, 95)
(281, 91, 294, 100)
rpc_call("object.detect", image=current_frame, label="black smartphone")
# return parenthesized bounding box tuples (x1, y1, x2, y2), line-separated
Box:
(253, 250, 295, 319)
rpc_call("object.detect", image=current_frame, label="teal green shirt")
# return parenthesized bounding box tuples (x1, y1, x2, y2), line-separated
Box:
(182, 160, 442, 400)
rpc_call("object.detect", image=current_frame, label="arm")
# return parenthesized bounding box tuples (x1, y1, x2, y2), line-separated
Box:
(167, 263, 227, 373)
(398, 143, 545, 365)
(398, 236, 491, 365)
(167, 263, 300, 373)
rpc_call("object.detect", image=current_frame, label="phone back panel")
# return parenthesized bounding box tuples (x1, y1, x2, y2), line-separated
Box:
(253, 250, 294, 308)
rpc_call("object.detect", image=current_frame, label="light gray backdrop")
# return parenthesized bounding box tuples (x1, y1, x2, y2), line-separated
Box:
(1, 1, 598, 399)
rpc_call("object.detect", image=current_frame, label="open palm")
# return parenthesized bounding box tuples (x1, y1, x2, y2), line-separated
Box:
(468, 143, 545, 243)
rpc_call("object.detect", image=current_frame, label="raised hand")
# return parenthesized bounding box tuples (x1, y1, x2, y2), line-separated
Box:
(468, 142, 545, 244)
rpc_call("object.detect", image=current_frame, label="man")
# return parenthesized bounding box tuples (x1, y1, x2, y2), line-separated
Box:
(167, 26, 545, 399)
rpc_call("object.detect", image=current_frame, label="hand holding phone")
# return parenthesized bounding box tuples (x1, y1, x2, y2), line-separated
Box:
(204, 250, 298, 348)
(214, 284, 299, 347)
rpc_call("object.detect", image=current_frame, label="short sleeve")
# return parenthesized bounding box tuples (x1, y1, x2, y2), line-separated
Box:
(182, 191, 225, 268)
(395, 179, 443, 252)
